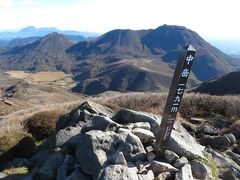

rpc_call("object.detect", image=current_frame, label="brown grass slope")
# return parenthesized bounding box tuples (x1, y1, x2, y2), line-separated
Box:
(190, 70, 240, 95)
(72, 59, 174, 95)
(0, 80, 83, 116)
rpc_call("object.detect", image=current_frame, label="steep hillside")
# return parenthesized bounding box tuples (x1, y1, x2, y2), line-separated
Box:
(0, 33, 75, 72)
(191, 70, 240, 95)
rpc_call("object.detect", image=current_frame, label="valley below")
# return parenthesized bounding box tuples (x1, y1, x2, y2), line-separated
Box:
(0, 71, 240, 179)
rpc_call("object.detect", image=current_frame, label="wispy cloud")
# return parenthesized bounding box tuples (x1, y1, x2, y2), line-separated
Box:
(0, 0, 37, 8)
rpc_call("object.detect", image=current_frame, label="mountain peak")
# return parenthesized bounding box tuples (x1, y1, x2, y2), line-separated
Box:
(19, 26, 37, 33)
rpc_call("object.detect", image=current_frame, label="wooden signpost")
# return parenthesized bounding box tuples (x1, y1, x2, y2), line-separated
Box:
(155, 44, 196, 151)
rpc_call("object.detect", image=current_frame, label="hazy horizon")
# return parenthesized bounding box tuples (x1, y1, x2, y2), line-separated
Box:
(0, 0, 240, 40)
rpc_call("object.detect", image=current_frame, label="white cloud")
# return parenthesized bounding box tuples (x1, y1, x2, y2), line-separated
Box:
(0, 0, 13, 7)
(0, 0, 240, 39)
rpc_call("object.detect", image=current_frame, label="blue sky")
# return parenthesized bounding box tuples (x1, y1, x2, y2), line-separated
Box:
(0, 0, 239, 39)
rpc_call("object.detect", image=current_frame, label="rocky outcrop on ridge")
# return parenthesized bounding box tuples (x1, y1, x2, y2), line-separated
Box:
(1, 101, 240, 179)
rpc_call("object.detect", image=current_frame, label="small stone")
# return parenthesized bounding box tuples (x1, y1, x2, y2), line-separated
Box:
(198, 123, 220, 135)
(211, 136, 231, 151)
(175, 164, 194, 180)
(81, 115, 121, 133)
(189, 117, 205, 124)
(110, 151, 127, 165)
(132, 128, 155, 144)
(167, 123, 205, 159)
(145, 146, 154, 153)
(150, 161, 178, 175)
(164, 150, 179, 163)
(138, 170, 154, 180)
(79, 101, 115, 118)
(147, 152, 156, 161)
(224, 133, 236, 146)
(98, 165, 139, 180)
(118, 128, 132, 133)
(200, 135, 231, 151)
(173, 157, 188, 169)
(135, 160, 143, 170)
(133, 122, 151, 130)
(191, 160, 212, 180)
(54, 126, 82, 148)
(154, 172, 171, 180)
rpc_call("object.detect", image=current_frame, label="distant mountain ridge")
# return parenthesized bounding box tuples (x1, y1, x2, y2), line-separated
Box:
(0, 25, 239, 95)
(0, 26, 100, 40)
(68, 25, 240, 82)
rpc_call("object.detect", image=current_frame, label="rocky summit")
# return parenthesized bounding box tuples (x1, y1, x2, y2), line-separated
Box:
(1, 101, 240, 180)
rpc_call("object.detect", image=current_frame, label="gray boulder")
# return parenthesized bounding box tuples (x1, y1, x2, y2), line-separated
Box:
(174, 157, 188, 169)
(147, 152, 156, 161)
(133, 122, 151, 130)
(80, 101, 115, 118)
(109, 151, 127, 165)
(164, 150, 179, 164)
(175, 164, 194, 180)
(150, 161, 178, 175)
(98, 165, 139, 180)
(167, 123, 205, 159)
(38, 153, 64, 179)
(75, 130, 146, 179)
(220, 167, 240, 180)
(198, 123, 220, 135)
(132, 128, 155, 144)
(191, 160, 212, 180)
(56, 109, 83, 130)
(206, 147, 240, 177)
(81, 115, 122, 133)
(113, 109, 162, 134)
(211, 136, 231, 151)
(114, 109, 205, 159)
(53, 126, 82, 148)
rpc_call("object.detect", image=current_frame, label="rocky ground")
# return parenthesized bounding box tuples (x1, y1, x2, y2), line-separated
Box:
(0, 101, 240, 179)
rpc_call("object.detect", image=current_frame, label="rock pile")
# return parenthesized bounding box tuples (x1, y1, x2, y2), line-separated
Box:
(1, 101, 240, 179)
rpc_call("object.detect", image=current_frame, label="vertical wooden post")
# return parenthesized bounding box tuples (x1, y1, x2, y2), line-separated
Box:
(155, 44, 196, 151)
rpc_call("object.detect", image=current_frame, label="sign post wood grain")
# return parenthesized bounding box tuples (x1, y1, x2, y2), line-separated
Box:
(155, 44, 196, 151)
